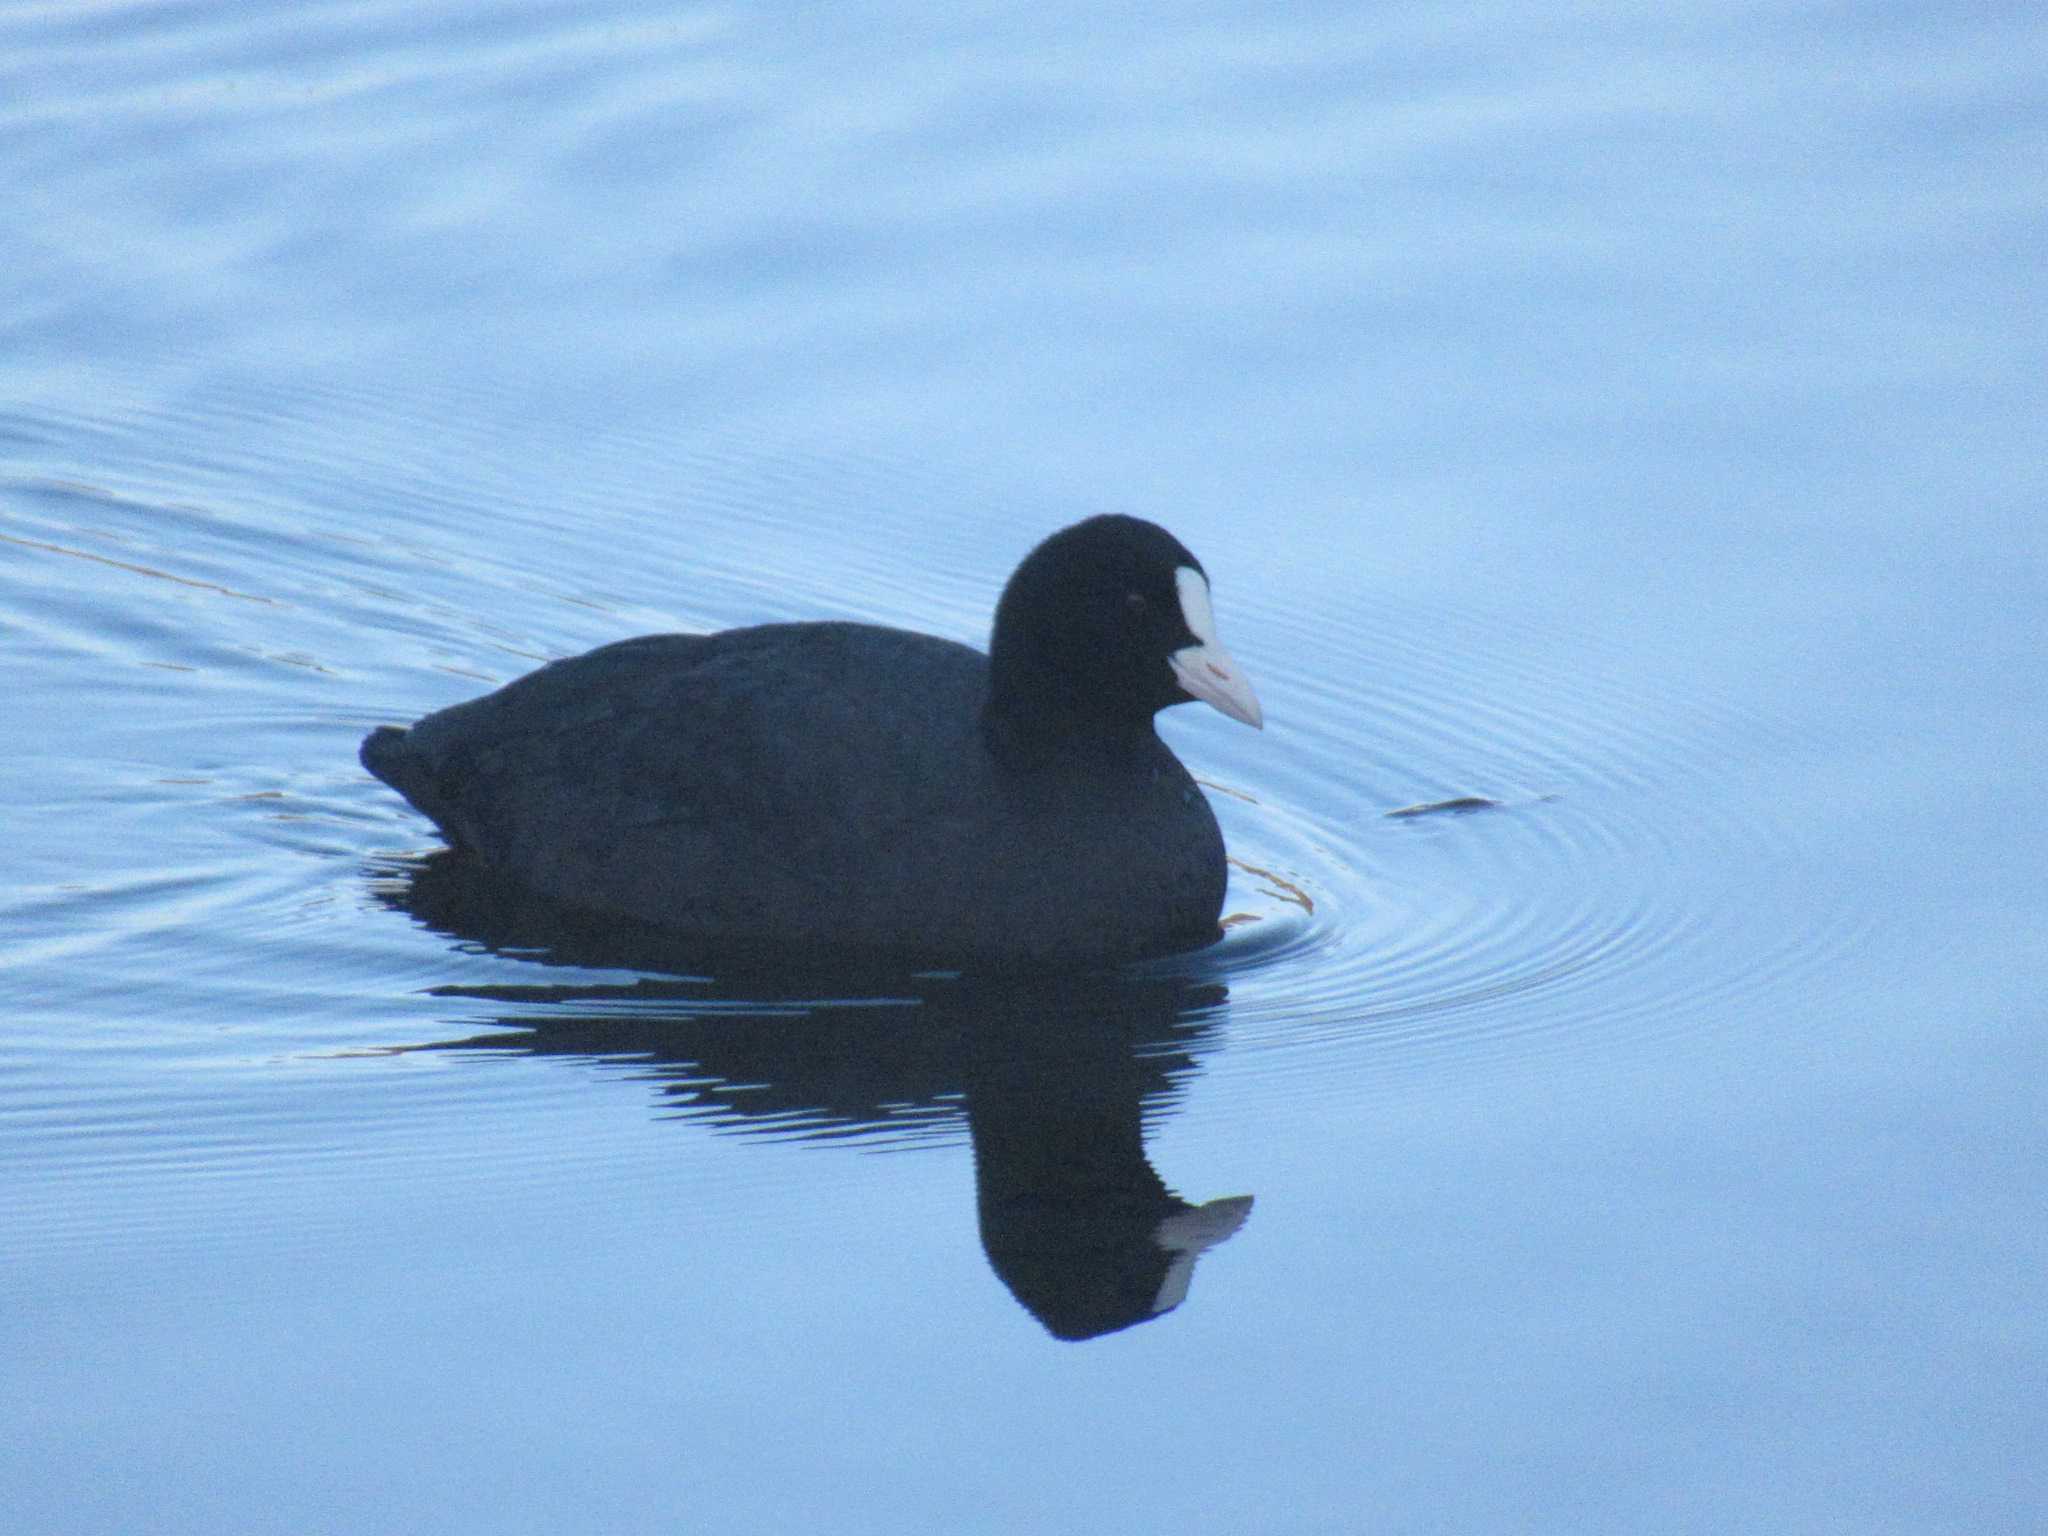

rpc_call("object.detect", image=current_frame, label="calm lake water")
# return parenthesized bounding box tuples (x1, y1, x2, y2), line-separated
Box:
(5, 2, 2044, 1531)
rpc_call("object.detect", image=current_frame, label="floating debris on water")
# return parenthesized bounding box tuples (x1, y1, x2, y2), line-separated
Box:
(1384, 795, 1508, 819)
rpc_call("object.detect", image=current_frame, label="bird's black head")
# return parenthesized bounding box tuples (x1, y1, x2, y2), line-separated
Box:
(982, 514, 1260, 764)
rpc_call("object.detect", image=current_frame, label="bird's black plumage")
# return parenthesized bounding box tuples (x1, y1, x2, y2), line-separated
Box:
(361, 515, 1261, 964)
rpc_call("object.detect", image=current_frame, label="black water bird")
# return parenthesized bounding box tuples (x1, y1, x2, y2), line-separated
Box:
(361, 515, 1262, 963)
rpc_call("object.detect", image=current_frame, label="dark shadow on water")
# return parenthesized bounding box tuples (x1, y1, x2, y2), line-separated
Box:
(376, 850, 1253, 1341)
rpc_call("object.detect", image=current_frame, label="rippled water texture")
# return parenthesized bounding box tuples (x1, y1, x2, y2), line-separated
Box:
(5, 4, 2045, 1532)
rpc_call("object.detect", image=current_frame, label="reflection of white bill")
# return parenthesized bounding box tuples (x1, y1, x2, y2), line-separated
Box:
(1152, 1194, 1256, 1315)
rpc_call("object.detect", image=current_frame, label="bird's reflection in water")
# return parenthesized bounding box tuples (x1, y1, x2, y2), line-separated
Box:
(380, 850, 1253, 1341)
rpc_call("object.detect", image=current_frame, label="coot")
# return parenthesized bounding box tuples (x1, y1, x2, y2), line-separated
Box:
(361, 515, 1262, 963)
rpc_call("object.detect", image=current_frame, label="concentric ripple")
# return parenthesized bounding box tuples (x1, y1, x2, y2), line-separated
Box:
(1156, 583, 1876, 1105)
(3, 382, 1878, 1175)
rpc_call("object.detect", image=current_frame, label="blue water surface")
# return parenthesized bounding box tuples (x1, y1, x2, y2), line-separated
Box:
(3, 3, 2044, 1532)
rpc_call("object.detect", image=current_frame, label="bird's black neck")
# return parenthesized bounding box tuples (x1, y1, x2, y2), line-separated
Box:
(980, 670, 1157, 772)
